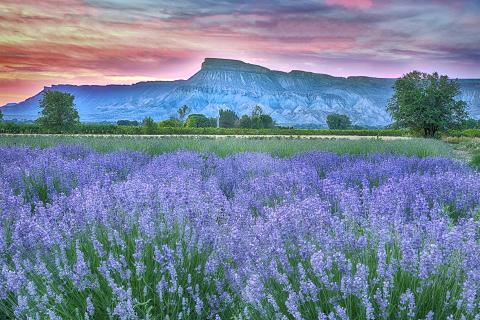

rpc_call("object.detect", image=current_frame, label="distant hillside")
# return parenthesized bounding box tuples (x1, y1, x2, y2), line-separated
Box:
(2, 58, 480, 127)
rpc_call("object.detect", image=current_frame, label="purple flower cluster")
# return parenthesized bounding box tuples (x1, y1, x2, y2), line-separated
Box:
(1, 145, 479, 319)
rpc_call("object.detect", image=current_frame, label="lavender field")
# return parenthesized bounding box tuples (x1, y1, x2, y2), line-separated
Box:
(1, 143, 479, 319)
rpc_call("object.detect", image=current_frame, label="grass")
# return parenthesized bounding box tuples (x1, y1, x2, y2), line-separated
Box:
(443, 136, 480, 165)
(0, 135, 453, 157)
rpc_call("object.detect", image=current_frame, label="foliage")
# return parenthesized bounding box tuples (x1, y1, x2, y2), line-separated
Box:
(177, 105, 190, 121)
(236, 106, 275, 129)
(0, 145, 478, 319)
(326, 113, 352, 129)
(142, 117, 157, 134)
(0, 108, 3, 122)
(387, 71, 467, 137)
(0, 122, 409, 136)
(471, 153, 480, 170)
(238, 114, 252, 128)
(219, 109, 239, 128)
(116, 119, 139, 126)
(184, 114, 214, 128)
(37, 91, 79, 128)
(446, 129, 480, 138)
(158, 118, 183, 128)
(459, 118, 480, 130)
(251, 105, 275, 128)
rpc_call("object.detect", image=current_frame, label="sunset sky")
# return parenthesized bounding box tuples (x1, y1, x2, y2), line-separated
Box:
(1, 0, 479, 105)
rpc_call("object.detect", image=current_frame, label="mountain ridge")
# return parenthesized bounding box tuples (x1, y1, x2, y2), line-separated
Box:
(2, 58, 480, 127)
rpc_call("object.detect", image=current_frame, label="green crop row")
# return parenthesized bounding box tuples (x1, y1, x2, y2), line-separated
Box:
(0, 122, 408, 136)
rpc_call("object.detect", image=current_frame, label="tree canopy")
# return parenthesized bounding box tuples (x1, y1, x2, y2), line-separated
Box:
(142, 117, 156, 134)
(37, 91, 79, 128)
(185, 114, 212, 128)
(387, 71, 467, 137)
(249, 105, 275, 129)
(219, 109, 239, 128)
(117, 120, 139, 126)
(326, 113, 351, 129)
(158, 118, 183, 128)
(177, 105, 190, 121)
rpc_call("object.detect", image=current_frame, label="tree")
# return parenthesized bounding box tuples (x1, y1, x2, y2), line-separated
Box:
(184, 114, 212, 128)
(326, 113, 351, 129)
(387, 71, 467, 137)
(208, 117, 218, 127)
(158, 118, 183, 128)
(37, 91, 79, 128)
(256, 114, 275, 128)
(117, 120, 139, 126)
(238, 115, 252, 128)
(219, 109, 239, 128)
(458, 118, 480, 130)
(252, 105, 264, 117)
(249, 105, 275, 128)
(142, 117, 157, 134)
(0, 108, 3, 122)
(177, 105, 190, 122)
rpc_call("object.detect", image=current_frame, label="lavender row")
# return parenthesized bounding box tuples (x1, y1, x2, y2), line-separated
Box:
(0, 145, 479, 319)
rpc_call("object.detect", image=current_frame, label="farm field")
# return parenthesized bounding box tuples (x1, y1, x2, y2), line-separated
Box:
(0, 137, 479, 319)
(0, 135, 452, 157)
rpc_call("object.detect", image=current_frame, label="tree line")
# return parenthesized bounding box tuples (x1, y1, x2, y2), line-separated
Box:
(1, 70, 476, 137)
(141, 105, 275, 131)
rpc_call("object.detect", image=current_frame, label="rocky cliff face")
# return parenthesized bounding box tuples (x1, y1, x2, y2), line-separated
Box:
(2, 58, 480, 127)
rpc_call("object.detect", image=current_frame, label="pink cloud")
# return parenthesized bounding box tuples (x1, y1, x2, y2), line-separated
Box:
(0, 0, 478, 105)
(325, 0, 373, 10)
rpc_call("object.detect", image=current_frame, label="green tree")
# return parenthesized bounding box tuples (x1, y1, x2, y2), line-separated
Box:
(208, 117, 218, 127)
(117, 120, 139, 126)
(177, 105, 190, 122)
(0, 108, 3, 122)
(219, 109, 239, 128)
(185, 114, 212, 128)
(459, 118, 480, 130)
(252, 105, 264, 117)
(142, 117, 157, 134)
(158, 118, 183, 128)
(238, 115, 252, 128)
(249, 106, 275, 128)
(326, 113, 351, 129)
(37, 91, 79, 128)
(258, 114, 275, 128)
(387, 71, 467, 137)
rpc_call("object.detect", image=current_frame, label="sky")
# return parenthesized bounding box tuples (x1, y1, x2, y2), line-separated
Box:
(1, 0, 479, 105)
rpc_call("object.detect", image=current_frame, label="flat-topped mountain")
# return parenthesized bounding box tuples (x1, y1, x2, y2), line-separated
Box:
(2, 58, 480, 127)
